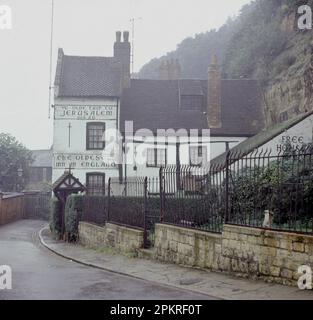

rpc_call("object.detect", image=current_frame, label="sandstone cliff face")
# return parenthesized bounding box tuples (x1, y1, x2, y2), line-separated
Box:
(138, 1, 313, 130)
(262, 19, 312, 128)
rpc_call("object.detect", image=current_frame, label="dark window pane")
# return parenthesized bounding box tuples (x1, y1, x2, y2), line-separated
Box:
(86, 173, 105, 195)
(181, 95, 203, 110)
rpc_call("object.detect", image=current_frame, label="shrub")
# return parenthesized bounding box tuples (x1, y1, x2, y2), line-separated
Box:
(81, 195, 107, 226)
(65, 194, 83, 242)
(49, 197, 62, 238)
(230, 151, 313, 229)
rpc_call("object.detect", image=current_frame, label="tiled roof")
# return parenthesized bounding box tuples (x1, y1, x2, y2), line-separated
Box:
(120, 79, 264, 136)
(52, 171, 85, 191)
(54, 50, 264, 137)
(55, 50, 122, 98)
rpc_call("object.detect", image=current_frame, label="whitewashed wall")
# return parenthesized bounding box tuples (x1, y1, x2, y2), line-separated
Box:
(227, 114, 313, 174)
(123, 135, 248, 179)
(252, 115, 313, 155)
(52, 97, 120, 185)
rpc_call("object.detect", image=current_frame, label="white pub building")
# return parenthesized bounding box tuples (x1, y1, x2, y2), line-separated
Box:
(52, 31, 265, 194)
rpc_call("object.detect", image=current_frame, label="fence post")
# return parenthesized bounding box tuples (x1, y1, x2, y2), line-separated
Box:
(143, 177, 148, 248)
(225, 151, 230, 223)
(159, 167, 164, 223)
(107, 178, 111, 222)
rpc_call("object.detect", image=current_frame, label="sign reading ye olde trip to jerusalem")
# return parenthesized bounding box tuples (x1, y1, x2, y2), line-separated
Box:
(54, 105, 117, 120)
(53, 153, 117, 170)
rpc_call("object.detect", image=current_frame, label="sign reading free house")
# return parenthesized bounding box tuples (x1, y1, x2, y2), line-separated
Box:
(54, 105, 117, 120)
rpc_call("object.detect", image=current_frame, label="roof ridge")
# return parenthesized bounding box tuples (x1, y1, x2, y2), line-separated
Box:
(63, 54, 117, 60)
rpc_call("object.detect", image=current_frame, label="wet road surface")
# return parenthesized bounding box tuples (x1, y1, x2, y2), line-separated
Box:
(0, 220, 215, 300)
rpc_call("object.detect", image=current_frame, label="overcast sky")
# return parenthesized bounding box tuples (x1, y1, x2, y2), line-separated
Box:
(0, 0, 252, 150)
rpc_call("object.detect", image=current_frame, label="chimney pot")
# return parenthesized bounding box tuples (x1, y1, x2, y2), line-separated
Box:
(123, 31, 129, 43)
(116, 31, 121, 43)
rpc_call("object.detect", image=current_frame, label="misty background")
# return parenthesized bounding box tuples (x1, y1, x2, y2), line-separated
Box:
(0, 0, 251, 150)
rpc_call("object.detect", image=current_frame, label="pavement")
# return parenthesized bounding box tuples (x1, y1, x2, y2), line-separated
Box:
(39, 223, 313, 300)
(0, 220, 215, 300)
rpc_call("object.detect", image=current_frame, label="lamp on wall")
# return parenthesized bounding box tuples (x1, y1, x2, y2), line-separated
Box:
(133, 147, 138, 171)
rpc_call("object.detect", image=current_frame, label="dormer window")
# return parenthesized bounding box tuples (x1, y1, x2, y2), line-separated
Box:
(180, 95, 203, 111)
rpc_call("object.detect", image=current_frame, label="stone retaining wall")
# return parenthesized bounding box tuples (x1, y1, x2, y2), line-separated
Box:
(154, 223, 313, 287)
(222, 225, 313, 286)
(78, 222, 144, 255)
(154, 223, 221, 270)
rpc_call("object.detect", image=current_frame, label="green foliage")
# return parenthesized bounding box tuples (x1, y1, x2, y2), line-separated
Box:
(231, 151, 313, 230)
(223, 0, 290, 79)
(49, 197, 62, 238)
(109, 196, 146, 228)
(0, 133, 33, 191)
(65, 194, 84, 242)
(138, 0, 306, 82)
(138, 18, 237, 79)
(81, 195, 107, 226)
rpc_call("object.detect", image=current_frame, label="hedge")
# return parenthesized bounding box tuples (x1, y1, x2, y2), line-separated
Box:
(61, 193, 224, 242)
(65, 194, 83, 242)
(49, 197, 62, 239)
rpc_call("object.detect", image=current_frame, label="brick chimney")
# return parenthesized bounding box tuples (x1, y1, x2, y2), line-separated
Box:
(114, 31, 131, 88)
(158, 58, 181, 80)
(207, 54, 221, 128)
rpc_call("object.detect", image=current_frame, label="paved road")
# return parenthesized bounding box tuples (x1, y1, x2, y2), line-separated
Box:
(0, 220, 214, 300)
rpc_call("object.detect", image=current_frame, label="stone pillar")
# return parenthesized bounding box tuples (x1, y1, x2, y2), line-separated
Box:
(207, 54, 222, 128)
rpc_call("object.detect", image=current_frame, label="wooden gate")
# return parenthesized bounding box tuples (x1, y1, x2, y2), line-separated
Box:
(23, 192, 51, 220)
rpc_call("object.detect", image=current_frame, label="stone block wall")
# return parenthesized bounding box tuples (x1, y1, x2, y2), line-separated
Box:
(78, 222, 144, 255)
(154, 223, 313, 287)
(222, 225, 313, 286)
(78, 222, 107, 248)
(154, 223, 222, 270)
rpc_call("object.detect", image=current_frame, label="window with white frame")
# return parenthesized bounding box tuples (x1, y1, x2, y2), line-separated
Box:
(146, 148, 167, 167)
(189, 146, 207, 166)
(86, 122, 105, 150)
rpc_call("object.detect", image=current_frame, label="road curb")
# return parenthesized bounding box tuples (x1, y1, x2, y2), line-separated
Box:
(38, 226, 221, 300)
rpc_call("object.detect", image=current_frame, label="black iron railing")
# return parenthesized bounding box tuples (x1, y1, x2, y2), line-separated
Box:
(108, 177, 146, 229)
(227, 146, 313, 234)
(81, 145, 313, 247)
(81, 195, 107, 226)
(107, 177, 161, 248)
(160, 164, 226, 233)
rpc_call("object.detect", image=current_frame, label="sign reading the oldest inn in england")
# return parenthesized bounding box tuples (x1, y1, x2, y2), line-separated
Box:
(53, 153, 117, 170)
(54, 105, 117, 120)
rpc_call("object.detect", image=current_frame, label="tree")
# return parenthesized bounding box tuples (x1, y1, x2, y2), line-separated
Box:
(0, 133, 33, 192)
